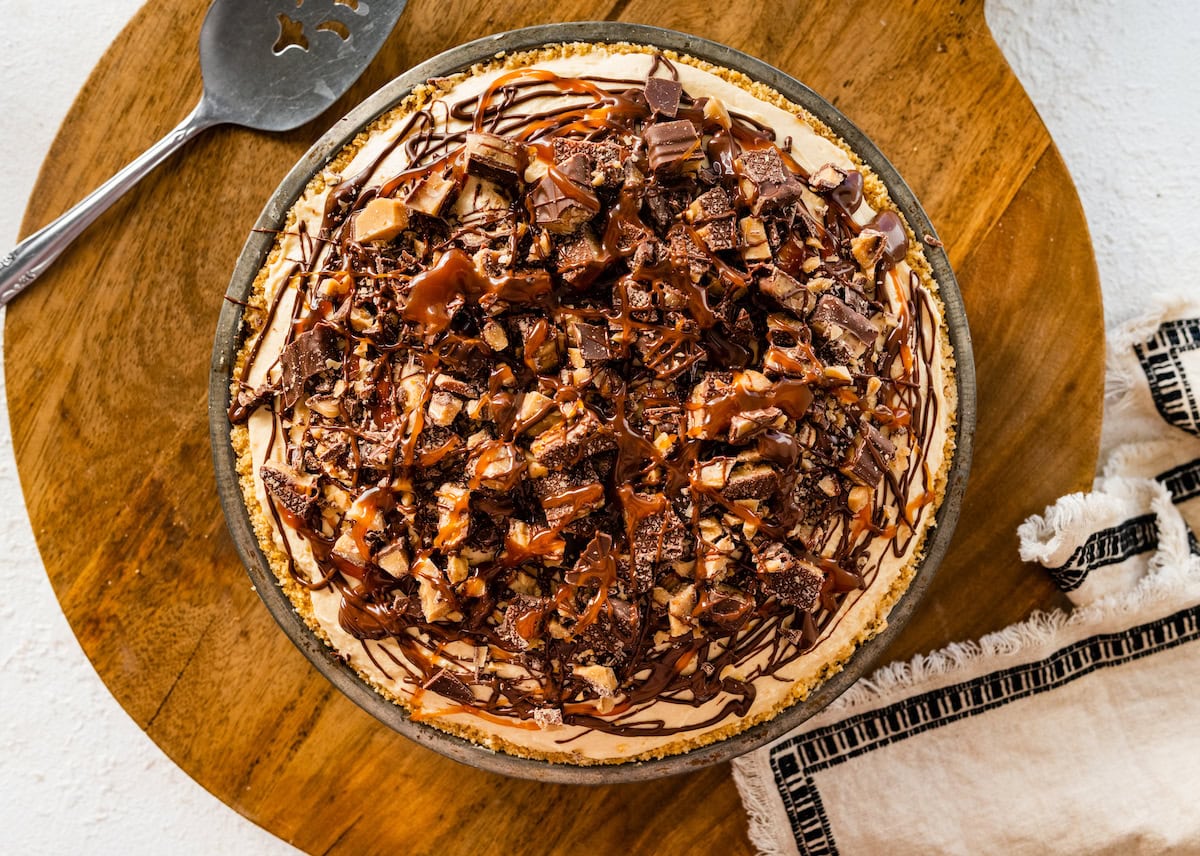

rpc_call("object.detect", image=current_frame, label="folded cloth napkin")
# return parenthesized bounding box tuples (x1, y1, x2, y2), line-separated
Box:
(732, 300, 1200, 856)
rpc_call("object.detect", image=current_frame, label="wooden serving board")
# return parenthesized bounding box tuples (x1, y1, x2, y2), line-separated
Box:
(6, 0, 1102, 852)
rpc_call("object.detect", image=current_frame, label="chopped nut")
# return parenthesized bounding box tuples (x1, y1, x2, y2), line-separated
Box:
(847, 485, 873, 513)
(481, 319, 509, 351)
(446, 554, 470, 584)
(668, 584, 697, 636)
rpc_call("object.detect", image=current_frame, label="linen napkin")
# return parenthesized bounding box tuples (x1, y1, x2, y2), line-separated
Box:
(732, 299, 1200, 855)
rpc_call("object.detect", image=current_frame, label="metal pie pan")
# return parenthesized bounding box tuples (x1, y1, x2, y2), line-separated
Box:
(209, 21, 976, 784)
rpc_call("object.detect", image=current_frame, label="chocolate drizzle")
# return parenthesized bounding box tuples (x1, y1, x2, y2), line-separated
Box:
(232, 52, 948, 745)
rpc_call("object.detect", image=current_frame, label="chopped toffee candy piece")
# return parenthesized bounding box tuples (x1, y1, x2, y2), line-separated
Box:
(729, 406, 786, 443)
(686, 188, 737, 252)
(850, 229, 888, 273)
(237, 47, 952, 763)
(279, 323, 340, 409)
(644, 119, 701, 173)
(574, 664, 618, 697)
(532, 707, 564, 730)
(756, 542, 824, 610)
(354, 196, 410, 242)
(628, 494, 689, 591)
(531, 173, 600, 234)
(644, 76, 682, 117)
(463, 132, 527, 187)
(667, 224, 713, 282)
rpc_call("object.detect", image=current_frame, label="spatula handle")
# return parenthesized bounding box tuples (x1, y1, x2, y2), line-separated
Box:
(0, 102, 218, 308)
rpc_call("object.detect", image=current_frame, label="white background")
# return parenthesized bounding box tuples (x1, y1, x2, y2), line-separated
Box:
(1, 1, 1198, 852)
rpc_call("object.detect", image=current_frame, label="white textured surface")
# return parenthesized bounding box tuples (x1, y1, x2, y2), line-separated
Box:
(0, 1, 1196, 851)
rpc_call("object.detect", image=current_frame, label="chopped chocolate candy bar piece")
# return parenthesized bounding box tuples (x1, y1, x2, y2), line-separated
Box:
(850, 229, 887, 272)
(685, 188, 738, 251)
(570, 321, 612, 363)
(728, 406, 786, 444)
(514, 316, 562, 373)
(696, 217, 737, 252)
(529, 407, 615, 470)
(643, 183, 690, 231)
(553, 228, 604, 285)
(497, 595, 550, 650)
(685, 186, 734, 222)
(557, 154, 592, 187)
(740, 148, 804, 214)
(756, 542, 824, 610)
(435, 483, 472, 549)
(405, 169, 458, 216)
(463, 132, 526, 187)
(840, 422, 897, 486)
(758, 265, 813, 316)
(260, 462, 317, 523)
(644, 76, 682, 117)
(644, 119, 701, 173)
(531, 173, 600, 234)
(667, 224, 713, 282)
(809, 162, 847, 192)
(810, 293, 877, 343)
(535, 467, 605, 530)
(725, 462, 780, 500)
(740, 147, 792, 187)
(280, 322, 340, 409)
(627, 495, 689, 592)
(468, 441, 526, 491)
(423, 668, 476, 704)
(551, 137, 624, 188)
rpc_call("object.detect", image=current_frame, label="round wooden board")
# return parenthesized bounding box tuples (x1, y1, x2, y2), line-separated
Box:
(6, 1, 1102, 853)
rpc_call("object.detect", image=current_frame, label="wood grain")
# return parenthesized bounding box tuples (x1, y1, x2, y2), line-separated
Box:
(5, 0, 1102, 852)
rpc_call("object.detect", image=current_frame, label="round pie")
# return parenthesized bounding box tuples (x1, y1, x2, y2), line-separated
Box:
(228, 41, 958, 764)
